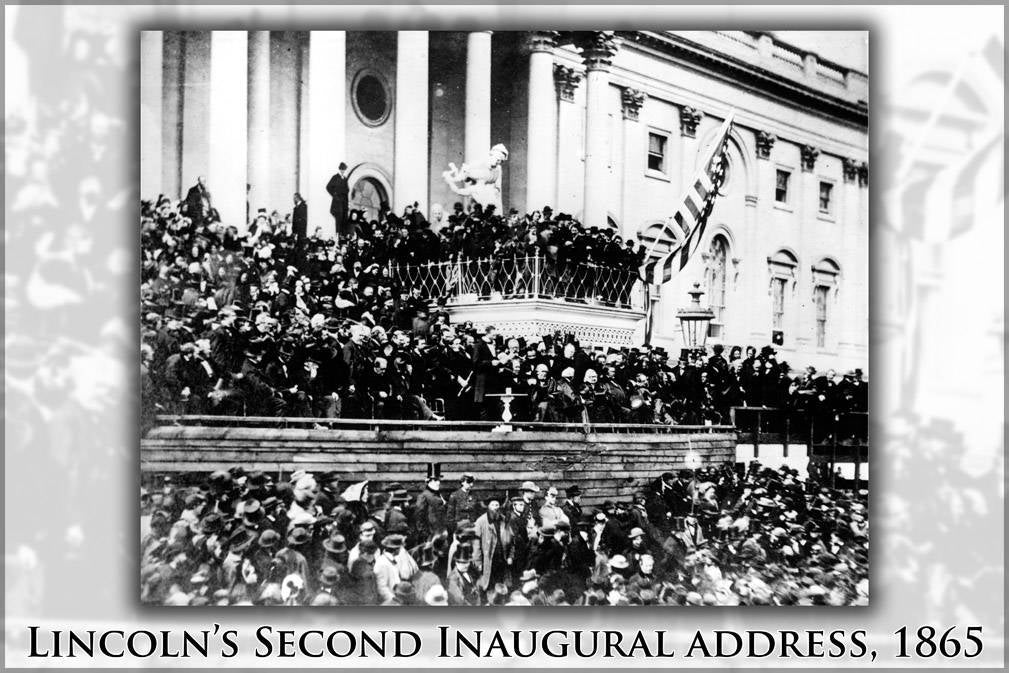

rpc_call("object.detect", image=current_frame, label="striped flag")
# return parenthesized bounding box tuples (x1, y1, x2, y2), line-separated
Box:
(644, 111, 735, 285)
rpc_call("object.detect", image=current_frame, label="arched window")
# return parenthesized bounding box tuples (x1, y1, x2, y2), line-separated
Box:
(705, 235, 729, 337)
(350, 177, 389, 223)
(768, 249, 799, 343)
(811, 258, 841, 349)
(638, 220, 683, 268)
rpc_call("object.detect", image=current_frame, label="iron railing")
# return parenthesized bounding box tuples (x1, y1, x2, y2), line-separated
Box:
(390, 254, 645, 310)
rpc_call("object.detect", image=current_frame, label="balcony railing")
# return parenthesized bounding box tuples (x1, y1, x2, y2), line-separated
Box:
(390, 254, 645, 310)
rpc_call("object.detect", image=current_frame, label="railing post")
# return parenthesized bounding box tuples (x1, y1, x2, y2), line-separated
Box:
(533, 253, 541, 298)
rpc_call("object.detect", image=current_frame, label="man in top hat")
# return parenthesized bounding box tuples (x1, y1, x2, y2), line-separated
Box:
(414, 463, 447, 542)
(373, 533, 405, 604)
(505, 496, 532, 573)
(326, 162, 351, 240)
(446, 474, 480, 532)
(445, 545, 481, 606)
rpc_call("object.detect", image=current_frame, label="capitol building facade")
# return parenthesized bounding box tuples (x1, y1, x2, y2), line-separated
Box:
(140, 30, 868, 372)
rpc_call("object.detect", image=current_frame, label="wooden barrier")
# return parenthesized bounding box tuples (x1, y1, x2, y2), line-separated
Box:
(141, 425, 737, 505)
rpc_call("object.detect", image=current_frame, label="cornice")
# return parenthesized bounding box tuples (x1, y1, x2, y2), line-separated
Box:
(617, 30, 868, 129)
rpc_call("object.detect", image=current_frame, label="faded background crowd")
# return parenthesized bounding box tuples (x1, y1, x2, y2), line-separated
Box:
(140, 461, 869, 606)
(140, 191, 868, 433)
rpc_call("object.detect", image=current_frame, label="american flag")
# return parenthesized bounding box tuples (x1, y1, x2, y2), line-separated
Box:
(643, 111, 735, 286)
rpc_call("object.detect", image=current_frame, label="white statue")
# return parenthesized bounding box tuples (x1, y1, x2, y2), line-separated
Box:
(442, 144, 508, 214)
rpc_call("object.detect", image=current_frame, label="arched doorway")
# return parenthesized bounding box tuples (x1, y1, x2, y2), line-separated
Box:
(350, 176, 389, 223)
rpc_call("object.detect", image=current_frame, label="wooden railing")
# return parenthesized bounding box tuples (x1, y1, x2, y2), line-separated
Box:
(730, 406, 869, 489)
(154, 414, 733, 435)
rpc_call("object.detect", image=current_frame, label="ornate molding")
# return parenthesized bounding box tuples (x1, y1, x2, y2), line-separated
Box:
(755, 131, 776, 160)
(576, 31, 619, 71)
(553, 64, 582, 103)
(527, 30, 559, 53)
(857, 161, 869, 187)
(679, 106, 702, 138)
(842, 157, 859, 183)
(620, 88, 646, 121)
(800, 144, 820, 172)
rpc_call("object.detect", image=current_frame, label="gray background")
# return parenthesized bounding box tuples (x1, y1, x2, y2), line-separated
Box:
(4, 3, 1004, 669)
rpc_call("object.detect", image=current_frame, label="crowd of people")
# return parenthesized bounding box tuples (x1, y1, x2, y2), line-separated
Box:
(141, 188, 868, 432)
(140, 461, 869, 606)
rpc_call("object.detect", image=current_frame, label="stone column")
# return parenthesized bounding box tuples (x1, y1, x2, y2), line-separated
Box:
(140, 31, 163, 200)
(394, 31, 430, 214)
(795, 143, 821, 350)
(305, 31, 346, 238)
(247, 31, 271, 218)
(748, 130, 776, 345)
(838, 157, 862, 359)
(161, 32, 184, 200)
(464, 31, 493, 164)
(679, 106, 702, 189)
(553, 64, 582, 212)
(619, 87, 645, 236)
(208, 31, 248, 229)
(525, 31, 558, 213)
(578, 31, 619, 229)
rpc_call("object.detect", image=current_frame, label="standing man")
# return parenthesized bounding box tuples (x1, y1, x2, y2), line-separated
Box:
(292, 193, 308, 239)
(184, 176, 213, 225)
(326, 162, 351, 240)
(414, 463, 448, 542)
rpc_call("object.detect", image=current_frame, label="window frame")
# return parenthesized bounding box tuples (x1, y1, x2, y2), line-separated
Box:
(645, 127, 672, 182)
(767, 250, 799, 344)
(773, 166, 794, 212)
(817, 178, 837, 221)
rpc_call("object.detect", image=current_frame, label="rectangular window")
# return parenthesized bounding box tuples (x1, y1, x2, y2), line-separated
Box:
(775, 169, 790, 203)
(771, 277, 786, 331)
(819, 181, 834, 213)
(647, 133, 667, 173)
(814, 285, 830, 348)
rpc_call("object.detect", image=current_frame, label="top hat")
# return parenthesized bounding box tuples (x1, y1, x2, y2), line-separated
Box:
(425, 463, 443, 481)
(455, 545, 474, 563)
(566, 485, 581, 498)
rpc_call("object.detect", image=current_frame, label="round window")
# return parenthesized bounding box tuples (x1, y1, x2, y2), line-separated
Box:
(352, 70, 392, 127)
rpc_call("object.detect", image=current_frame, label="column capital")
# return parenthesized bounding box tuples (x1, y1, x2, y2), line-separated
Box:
(857, 160, 869, 187)
(553, 64, 582, 102)
(800, 144, 820, 172)
(755, 130, 776, 159)
(841, 157, 860, 183)
(679, 106, 702, 138)
(527, 30, 559, 53)
(576, 30, 619, 71)
(620, 87, 645, 121)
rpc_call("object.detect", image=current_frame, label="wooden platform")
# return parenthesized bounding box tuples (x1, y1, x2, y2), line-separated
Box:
(141, 424, 737, 505)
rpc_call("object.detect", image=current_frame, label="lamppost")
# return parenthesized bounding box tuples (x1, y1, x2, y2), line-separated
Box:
(676, 282, 715, 354)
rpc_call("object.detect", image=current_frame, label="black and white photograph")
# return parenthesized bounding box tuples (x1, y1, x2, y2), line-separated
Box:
(138, 29, 869, 607)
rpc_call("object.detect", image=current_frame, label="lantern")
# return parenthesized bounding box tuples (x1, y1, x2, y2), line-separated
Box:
(676, 282, 715, 350)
